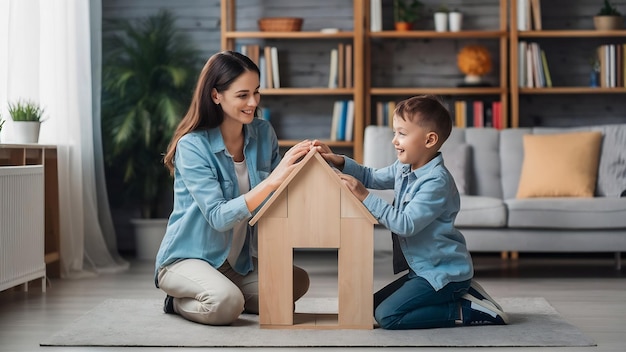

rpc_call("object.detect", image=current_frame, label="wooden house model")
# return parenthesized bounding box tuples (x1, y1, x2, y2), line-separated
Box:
(249, 149, 378, 329)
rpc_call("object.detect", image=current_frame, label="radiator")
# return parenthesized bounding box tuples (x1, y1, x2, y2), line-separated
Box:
(0, 165, 46, 292)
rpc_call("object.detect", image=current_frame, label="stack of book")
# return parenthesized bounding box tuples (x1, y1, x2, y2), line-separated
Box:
(597, 44, 625, 88)
(374, 101, 396, 128)
(237, 44, 280, 88)
(518, 41, 552, 88)
(517, 0, 542, 30)
(328, 43, 353, 88)
(330, 100, 355, 141)
(453, 100, 504, 129)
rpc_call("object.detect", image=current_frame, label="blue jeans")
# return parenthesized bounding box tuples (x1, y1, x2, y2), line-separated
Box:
(374, 271, 471, 329)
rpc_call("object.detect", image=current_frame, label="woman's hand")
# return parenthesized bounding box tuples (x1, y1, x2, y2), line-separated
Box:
(311, 139, 344, 170)
(245, 140, 311, 212)
(337, 173, 369, 202)
(266, 139, 311, 190)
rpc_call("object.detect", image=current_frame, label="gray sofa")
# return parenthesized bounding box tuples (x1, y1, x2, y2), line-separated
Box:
(363, 125, 626, 269)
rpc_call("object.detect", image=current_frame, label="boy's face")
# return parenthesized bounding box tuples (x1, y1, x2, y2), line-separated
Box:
(391, 114, 438, 170)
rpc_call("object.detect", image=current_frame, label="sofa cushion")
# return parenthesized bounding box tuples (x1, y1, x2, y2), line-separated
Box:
(441, 143, 471, 195)
(516, 131, 603, 198)
(591, 124, 626, 197)
(455, 195, 507, 228)
(506, 197, 626, 229)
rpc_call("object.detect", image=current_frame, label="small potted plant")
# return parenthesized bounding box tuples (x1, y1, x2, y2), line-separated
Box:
(448, 8, 463, 32)
(393, 0, 423, 31)
(433, 4, 449, 32)
(8, 99, 45, 143)
(594, 0, 623, 30)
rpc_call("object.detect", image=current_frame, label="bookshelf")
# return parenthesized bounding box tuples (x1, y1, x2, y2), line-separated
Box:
(364, 0, 509, 129)
(510, 0, 626, 128)
(220, 0, 366, 162)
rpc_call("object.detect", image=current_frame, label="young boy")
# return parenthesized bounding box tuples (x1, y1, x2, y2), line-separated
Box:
(314, 95, 508, 329)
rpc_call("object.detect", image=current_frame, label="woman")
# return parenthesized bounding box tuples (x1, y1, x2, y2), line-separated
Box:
(155, 51, 310, 325)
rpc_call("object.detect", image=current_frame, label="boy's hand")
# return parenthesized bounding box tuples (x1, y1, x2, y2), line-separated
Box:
(311, 139, 345, 170)
(337, 173, 369, 202)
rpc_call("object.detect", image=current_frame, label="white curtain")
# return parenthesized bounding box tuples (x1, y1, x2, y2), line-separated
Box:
(0, 0, 128, 277)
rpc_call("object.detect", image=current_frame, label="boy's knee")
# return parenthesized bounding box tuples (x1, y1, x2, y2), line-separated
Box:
(374, 307, 399, 330)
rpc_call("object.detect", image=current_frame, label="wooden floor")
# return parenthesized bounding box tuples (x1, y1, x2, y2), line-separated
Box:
(1, 251, 626, 352)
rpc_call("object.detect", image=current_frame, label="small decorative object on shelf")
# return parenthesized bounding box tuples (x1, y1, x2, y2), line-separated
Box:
(433, 5, 449, 32)
(258, 17, 303, 32)
(593, 0, 623, 30)
(393, 0, 423, 31)
(448, 9, 462, 32)
(456, 44, 492, 86)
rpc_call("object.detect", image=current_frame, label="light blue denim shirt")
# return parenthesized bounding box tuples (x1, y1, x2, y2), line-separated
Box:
(155, 118, 279, 286)
(342, 152, 473, 291)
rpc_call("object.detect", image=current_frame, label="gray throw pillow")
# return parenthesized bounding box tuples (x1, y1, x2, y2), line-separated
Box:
(593, 125, 626, 197)
(442, 143, 472, 195)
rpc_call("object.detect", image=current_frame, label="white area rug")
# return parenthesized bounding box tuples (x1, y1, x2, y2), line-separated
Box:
(41, 297, 595, 347)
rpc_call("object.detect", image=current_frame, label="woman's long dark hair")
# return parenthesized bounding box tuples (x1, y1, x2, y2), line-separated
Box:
(163, 51, 260, 173)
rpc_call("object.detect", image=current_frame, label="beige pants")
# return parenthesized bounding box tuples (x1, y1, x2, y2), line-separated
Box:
(157, 258, 309, 325)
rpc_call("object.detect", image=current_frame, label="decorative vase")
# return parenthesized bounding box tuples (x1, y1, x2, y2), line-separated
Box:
(434, 12, 448, 32)
(448, 11, 463, 32)
(131, 218, 168, 260)
(12, 121, 41, 144)
(593, 16, 623, 30)
(394, 22, 413, 31)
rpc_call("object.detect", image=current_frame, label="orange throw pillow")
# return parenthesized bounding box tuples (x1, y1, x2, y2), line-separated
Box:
(516, 131, 602, 198)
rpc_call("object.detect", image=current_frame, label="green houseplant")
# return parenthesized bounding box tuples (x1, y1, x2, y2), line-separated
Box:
(8, 99, 45, 143)
(102, 9, 202, 222)
(594, 0, 623, 30)
(393, 0, 423, 30)
(102, 9, 202, 259)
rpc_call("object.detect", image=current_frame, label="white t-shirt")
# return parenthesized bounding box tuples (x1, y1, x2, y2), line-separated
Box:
(227, 158, 250, 266)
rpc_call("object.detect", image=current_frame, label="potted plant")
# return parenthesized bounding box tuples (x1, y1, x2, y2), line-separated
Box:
(102, 9, 202, 259)
(594, 0, 623, 30)
(8, 99, 45, 143)
(448, 8, 463, 32)
(393, 0, 423, 31)
(433, 4, 449, 32)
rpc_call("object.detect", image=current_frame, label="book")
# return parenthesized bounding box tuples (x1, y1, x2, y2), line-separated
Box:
(337, 100, 348, 141)
(370, 0, 382, 32)
(473, 100, 484, 128)
(517, 0, 529, 30)
(518, 41, 527, 87)
(345, 100, 355, 141)
(345, 44, 353, 88)
(259, 55, 266, 89)
(376, 101, 384, 126)
(338, 43, 345, 88)
(530, 0, 542, 30)
(264, 46, 273, 89)
(270, 46, 280, 88)
(540, 49, 552, 87)
(330, 100, 343, 141)
(328, 48, 338, 88)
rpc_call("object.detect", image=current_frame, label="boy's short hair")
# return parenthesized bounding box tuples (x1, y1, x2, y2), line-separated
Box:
(394, 95, 452, 144)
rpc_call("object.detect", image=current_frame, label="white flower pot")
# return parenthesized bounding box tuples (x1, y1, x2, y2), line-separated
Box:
(449, 12, 463, 32)
(434, 12, 448, 32)
(131, 218, 168, 260)
(12, 121, 41, 144)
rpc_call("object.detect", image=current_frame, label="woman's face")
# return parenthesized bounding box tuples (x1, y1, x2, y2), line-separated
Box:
(214, 70, 260, 125)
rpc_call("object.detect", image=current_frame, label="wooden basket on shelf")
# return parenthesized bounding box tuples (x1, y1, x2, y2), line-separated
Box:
(258, 17, 303, 32)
